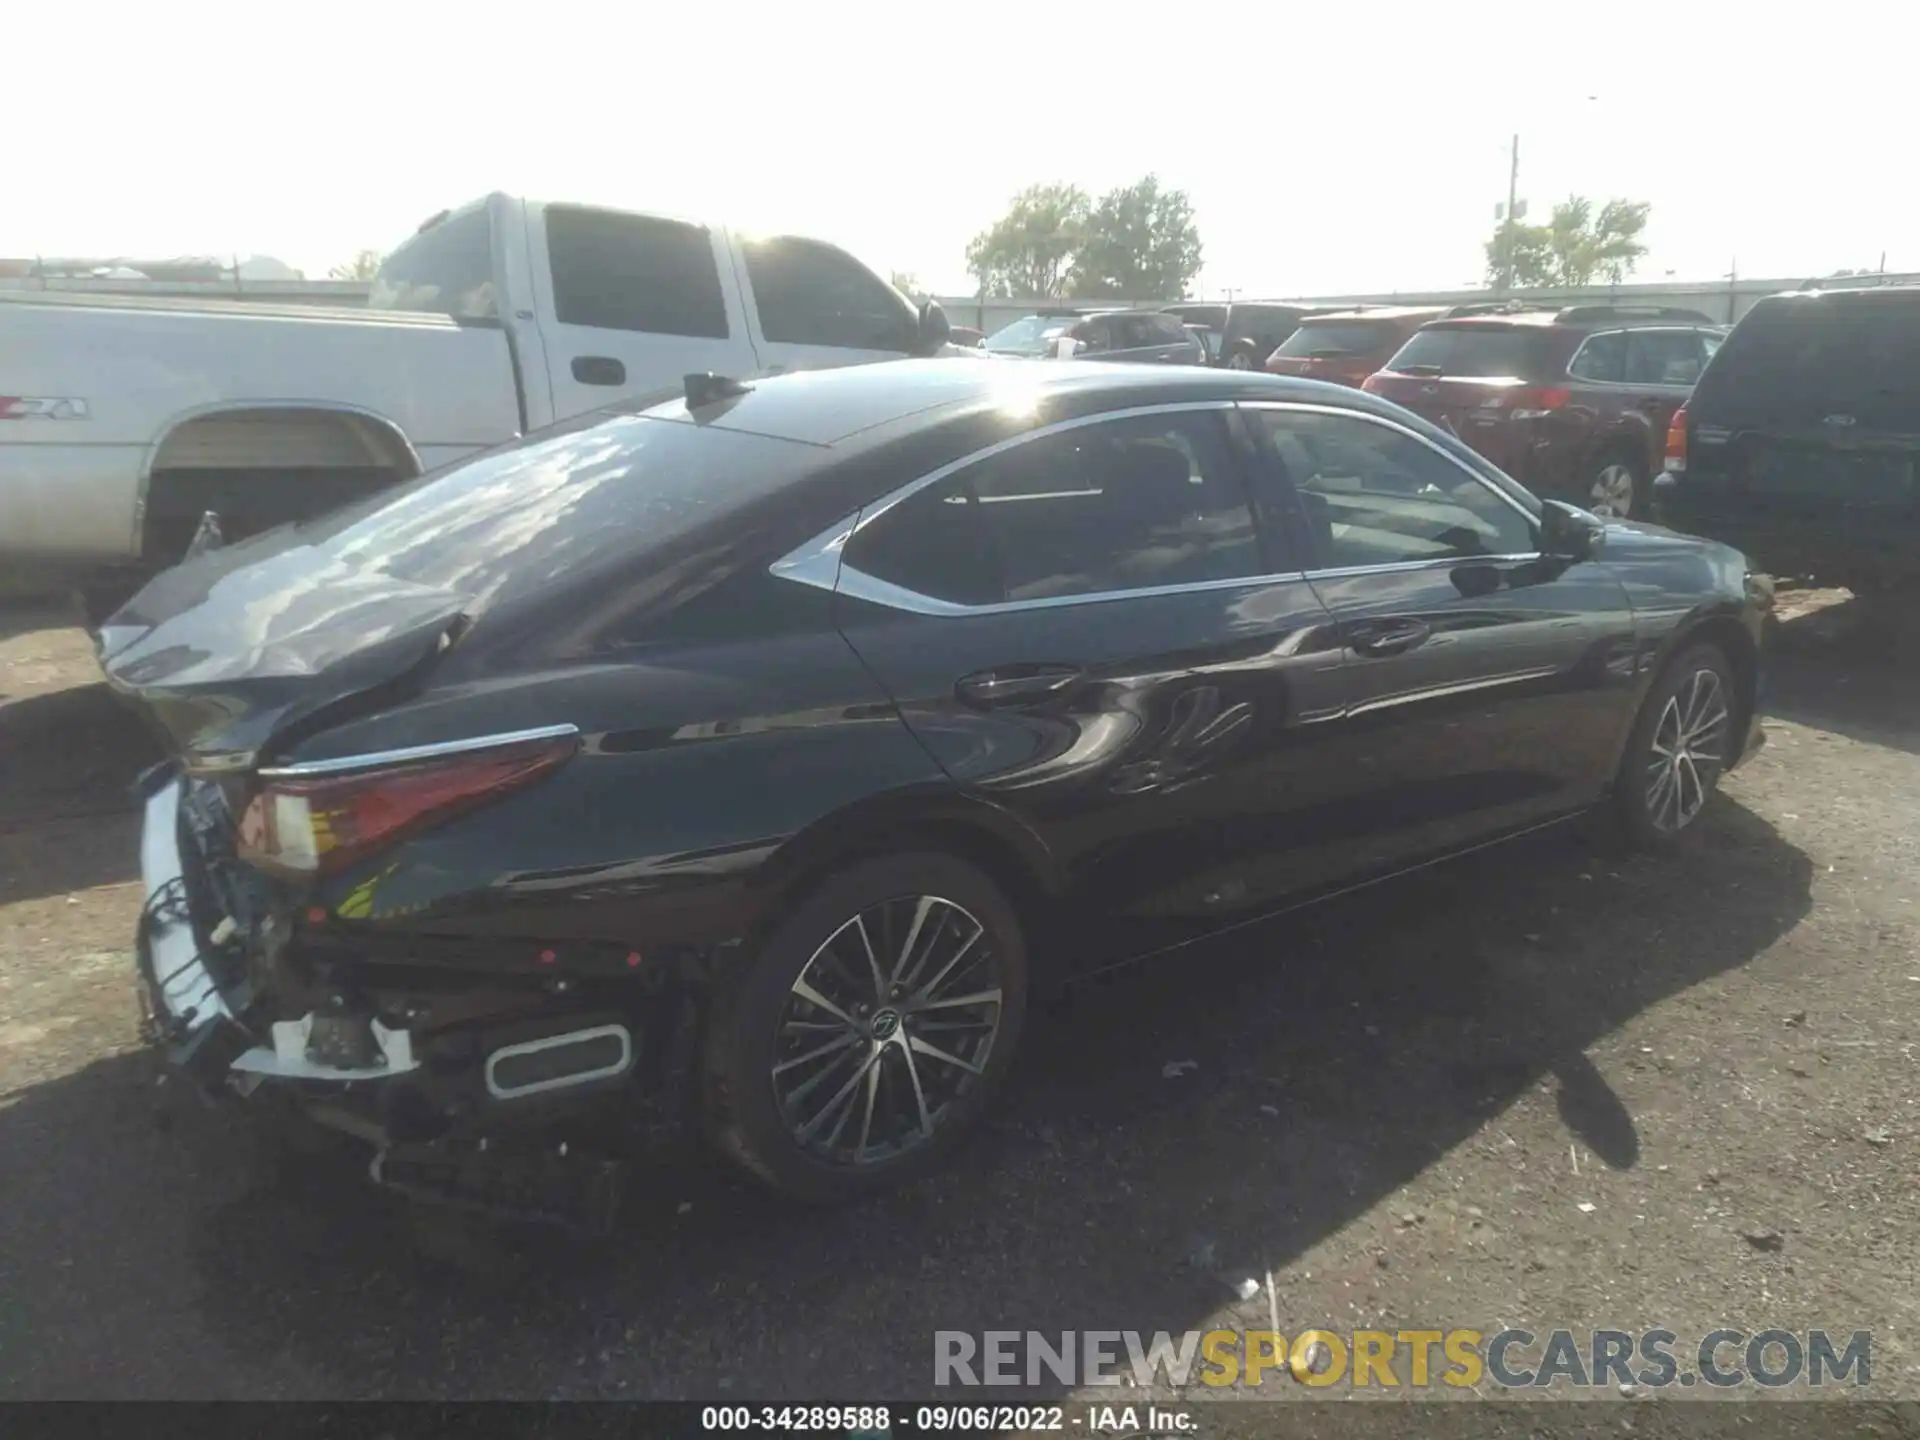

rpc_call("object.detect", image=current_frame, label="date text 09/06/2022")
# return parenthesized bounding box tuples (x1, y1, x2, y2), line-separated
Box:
(699, 1406, 1191, 1434)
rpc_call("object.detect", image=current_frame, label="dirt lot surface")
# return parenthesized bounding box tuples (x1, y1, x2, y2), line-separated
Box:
(2, 589, 1917, 1416)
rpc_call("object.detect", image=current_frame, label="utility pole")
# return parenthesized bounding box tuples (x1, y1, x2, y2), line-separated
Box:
(1498, 133, 1521, 295)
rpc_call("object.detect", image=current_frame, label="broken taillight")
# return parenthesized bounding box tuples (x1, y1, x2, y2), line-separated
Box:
(238, 732, 578, 880)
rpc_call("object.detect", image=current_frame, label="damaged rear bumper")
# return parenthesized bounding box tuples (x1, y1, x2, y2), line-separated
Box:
(136, 775, 692, 1230)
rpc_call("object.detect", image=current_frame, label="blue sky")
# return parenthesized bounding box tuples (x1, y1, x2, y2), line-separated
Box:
(7, 0, 1912, 296)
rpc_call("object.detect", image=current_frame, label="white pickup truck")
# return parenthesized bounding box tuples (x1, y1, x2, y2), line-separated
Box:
(0, 192, 961, 611)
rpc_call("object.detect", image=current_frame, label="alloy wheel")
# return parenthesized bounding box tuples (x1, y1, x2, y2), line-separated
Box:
(1225, 352, 1254, 370)
(1589, 463, 1638, 518)
(1645, 667, 1729, 833)
(772, 894, 1004, 1166)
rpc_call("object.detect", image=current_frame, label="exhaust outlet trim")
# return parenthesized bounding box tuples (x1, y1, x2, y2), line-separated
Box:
(485, 1023, 633, 1100)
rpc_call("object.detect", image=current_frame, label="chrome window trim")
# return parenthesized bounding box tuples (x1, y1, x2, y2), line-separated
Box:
(837, 562, 1312, 619)
(258, 723, 582, 779)
(1564, 327, 1628, 383)
(769, 400, 1267, 616)
(1304, 552, 1544, 582)
(1237, 398, 1543, 531)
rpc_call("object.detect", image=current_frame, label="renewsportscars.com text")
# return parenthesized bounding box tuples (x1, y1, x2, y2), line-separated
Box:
(933, 1327, 1872, 1390)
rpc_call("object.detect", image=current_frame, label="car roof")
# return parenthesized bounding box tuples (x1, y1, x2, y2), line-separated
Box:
(626, 358, 1394, 449)
(1296, 306, 1446, 323)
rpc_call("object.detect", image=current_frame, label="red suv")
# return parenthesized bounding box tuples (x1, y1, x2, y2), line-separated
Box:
(1362, 304, 1726, 520)
(1264, 307, 1448, 387)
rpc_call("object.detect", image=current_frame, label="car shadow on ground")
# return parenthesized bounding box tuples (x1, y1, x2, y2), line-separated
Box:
(0, 797, 1810, 1399)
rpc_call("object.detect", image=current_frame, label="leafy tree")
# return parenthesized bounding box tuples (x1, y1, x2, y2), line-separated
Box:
(328, 248, 384, 281)
(965, 184, 1090, 298)
(1484, 196, 1650, 288)
(1068, 175, 1204, 300)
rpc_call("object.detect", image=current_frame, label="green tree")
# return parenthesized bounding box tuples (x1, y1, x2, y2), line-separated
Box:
(1484, 196, 1650, 288)
(964, 184, 1090, 298)
(1068, 175, 1204, 300)
(328, 248, 384, 281)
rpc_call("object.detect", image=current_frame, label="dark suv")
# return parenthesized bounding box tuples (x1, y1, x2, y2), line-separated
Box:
(1160, 302, 1328, 370)
(983, 309, 1205, 365)
(1362, 305, 1725, 519)
(1659, 286, 1920, 595)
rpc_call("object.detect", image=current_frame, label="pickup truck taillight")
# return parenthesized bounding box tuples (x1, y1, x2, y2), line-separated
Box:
(237, 733, 577, 879)
(1665, 405, 1688, 472)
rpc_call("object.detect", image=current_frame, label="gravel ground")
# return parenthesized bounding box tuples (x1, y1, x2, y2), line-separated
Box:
(1, 591, 1916, 1411)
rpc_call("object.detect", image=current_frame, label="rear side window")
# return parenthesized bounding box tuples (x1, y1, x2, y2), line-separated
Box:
(1693, 297, 1920, 419)
(1145, 313, 1193, 344)
(846, 413, 1269, 605)
(1387, 325, 1553, 378)
(369, 208, 498, 319)
(742, 237, 919, 351)
(1567, 331, 1626, 382)
(1625, 330, 1706, 385)
(1273, 320, 1395, 359)
(546, 206, 729, 338)
(1227, 308, 1303, 348)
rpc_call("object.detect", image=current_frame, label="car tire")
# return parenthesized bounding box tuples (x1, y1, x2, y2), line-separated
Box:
(1586, 452, 1648, 520)
(1609, 642, 1738, 848)
(1223, 346, 1257, 371)
(701, 851, 1028, 1203)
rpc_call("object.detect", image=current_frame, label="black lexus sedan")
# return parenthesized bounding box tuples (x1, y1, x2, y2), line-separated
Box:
(107, 360, 1766, 1221)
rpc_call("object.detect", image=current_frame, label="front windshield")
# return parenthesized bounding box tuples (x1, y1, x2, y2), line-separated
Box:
(985, 315, 1078, 356)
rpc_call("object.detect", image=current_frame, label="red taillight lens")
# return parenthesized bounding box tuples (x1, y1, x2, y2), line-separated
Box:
(1508, 385, 1571, 419)
(1665, 405, 1688, 471)
(238, 732, 577, 879)
(1360, 373, 1386, 394)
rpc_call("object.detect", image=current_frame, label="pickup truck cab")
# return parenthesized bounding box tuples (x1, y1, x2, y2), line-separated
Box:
(0, 193, 958, 606)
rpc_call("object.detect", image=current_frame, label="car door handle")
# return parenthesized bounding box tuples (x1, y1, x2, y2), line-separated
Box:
(955, 664, 1086, 707)
(1347, 618, 1432, 657)
(571, 355, 627, 387)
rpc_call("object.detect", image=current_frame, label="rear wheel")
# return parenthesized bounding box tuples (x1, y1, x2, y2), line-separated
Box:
(702, 852, 1027, 1202)
(1611, 643, 1737, 846)
(1222, 345, 1257, 371)
(1587, 453, 1648, 520)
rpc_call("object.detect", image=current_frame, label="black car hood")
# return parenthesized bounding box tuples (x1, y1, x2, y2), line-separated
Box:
(97, 537, 464, 765)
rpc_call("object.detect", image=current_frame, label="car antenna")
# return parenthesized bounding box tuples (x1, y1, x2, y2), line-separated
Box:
(684, 372, 754, 408)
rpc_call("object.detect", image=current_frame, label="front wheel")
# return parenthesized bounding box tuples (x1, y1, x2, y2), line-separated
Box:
(702, 852, 1028, 1201)
(1611, 644, 1737, 846)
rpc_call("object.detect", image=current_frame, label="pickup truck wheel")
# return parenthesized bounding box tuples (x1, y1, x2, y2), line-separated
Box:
(1587, 454, 1647, 520)
(701, 852, 1028, 1202)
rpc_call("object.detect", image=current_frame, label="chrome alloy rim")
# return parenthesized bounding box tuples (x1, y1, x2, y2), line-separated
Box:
(1590, 463, 1638, 518)
(1646, 668, 1729, 833)
(772, 895, 1003, 1165)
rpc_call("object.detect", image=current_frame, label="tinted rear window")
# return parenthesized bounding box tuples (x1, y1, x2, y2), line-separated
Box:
(1274, 320, 1396, 358)
(1386, 324, 1554, 378)
(300, 414, 815, 615)
(1693, 295, 1920, 421)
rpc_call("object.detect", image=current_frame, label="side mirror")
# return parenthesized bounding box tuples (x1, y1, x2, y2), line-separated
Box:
(916, 298, 951, 355)
(1539, 499, 1604, 560)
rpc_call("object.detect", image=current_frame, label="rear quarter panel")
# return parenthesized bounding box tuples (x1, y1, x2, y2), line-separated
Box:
(287, 592, 977, 954)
